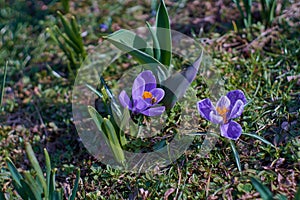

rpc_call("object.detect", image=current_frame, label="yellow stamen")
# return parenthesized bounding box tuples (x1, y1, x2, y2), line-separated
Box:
(142, 91, 153, 99)
(216, 106, 228, 123)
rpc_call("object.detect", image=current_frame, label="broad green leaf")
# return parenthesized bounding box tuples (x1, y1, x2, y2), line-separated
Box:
(160, 52, 203, 109)
(146, 21, 160, 61)
(251, 177, 273, 200)
(68, 169, 80, 200)
(243, 132, 276, 148)
(25, 143, 48, 198)
(0, 61, 7, 107)
(104, 30, 168, 82)
(104, 29, 153, 56)
(229, 140, 242, 172)
(5, 158, 23, 186)
(156, 0, 172, 66)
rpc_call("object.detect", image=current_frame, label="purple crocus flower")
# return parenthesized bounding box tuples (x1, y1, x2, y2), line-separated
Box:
(197, 90, 247, 140)
(119, 70, 165, 117)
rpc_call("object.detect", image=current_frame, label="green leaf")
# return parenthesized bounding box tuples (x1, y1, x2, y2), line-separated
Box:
(250, 177, 273, 200)
(104, 29, 153, 56)
(88, 106, 105, 134)
(5, 158, 23, 186)
(243, 132, 276, 148)
(119, 108, 130, 146)
(68, 169, 80, 200)
(160, 52, 203, 109)
(102, 118, 125, 164)
(0, 61, 8, 107)
(0, 190, 6, 200)
(44, 148, 51, 199)
(156, 0, 172, 66)
(86, 84, 103, 98)
(295, 185, 300, 200)
(57, 11, 82, 50)
(146, 21, 161, 61)
(25, 142, 48, 198)
(20, 179, 38, 200)
(48, 169, 57, 200)
(229, 140, 242, 172)
(12, 181, 29, 200)
(23, 172, 43, 200)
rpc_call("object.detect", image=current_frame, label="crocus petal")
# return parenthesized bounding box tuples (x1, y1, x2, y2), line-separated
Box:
(133, 97, 149, 112)
(132, 76, 145, 101)
(197, 98, 215, 121)
(150, 88, 165, 103)
(209, 111, 223, 124)
(228, 99, 244, 119)
(140, 70, 156, 91)
(220, 121, 242, 140)
(141, 106, 165, 116)
(216, 95, 230, 110)
(226, 90, 247, 110)
(119, 90, 132, 109)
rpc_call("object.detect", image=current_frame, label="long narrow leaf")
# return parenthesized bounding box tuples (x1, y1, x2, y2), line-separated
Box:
(0, 61, 8, 107)
(44, 148, 51, 199)
(5, 158, 23, 186)
(104, 29, 153, 56)
(295, 185, 300, 200)
(229, 140, 242, 172)
(0, 190, 5, 200)
(250, 177, 273, 200)
(68, 169, 80, 200)
(23, 172, 43, 200)
(57, 11, 82, 49)
(49, 169, 57, 200)
(146, 21, 161, 61)
(102, 118, 125, 164)
(86, 84, 103, 98)
(20, 179, 38, 200)
(25, 143, 47, 198)
(243, 132, 276, 148)
(12, 181, 28, 200)
(156, 0, 172, 66)
(105, 34, 168, 82)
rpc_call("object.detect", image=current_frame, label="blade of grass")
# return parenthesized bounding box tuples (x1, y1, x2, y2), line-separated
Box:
(68, 169, 80, 200)
(229, 140, 242, 172)
(243, 132, 276, 148)
(0, 61, 8, 107)
(44, 148, 51, 199)
(5, 158, 23, 186)
(250, 177, 273, 200)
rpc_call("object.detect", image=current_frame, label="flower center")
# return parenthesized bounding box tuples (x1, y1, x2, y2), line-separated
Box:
(216, 106, 228, 123)
(142, 91, 157, 104)
(142, 91, 153, 99)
